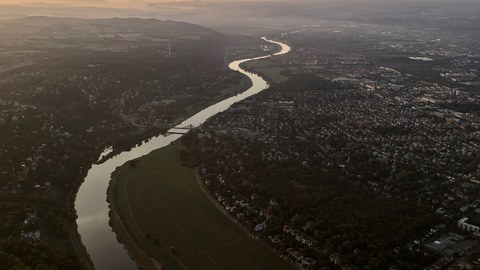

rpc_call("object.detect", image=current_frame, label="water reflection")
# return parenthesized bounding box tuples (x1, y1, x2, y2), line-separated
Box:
(75, 37, 291, 270)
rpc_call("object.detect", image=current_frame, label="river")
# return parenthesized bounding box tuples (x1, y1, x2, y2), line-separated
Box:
(74, 37, 291, 270)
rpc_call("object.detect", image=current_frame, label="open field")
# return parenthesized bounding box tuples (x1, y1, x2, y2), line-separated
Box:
(243, 59, 290, 83)
(113, 143, 296, 270)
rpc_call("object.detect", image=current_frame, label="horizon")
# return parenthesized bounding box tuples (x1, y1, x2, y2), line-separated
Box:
(0, 0, 479, 269)
(1, 0, 478, 27)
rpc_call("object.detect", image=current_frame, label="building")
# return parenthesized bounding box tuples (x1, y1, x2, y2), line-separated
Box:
(458, 217, 480, 232)
(254, 221, 267, 232)
(425, 233, 475, 256)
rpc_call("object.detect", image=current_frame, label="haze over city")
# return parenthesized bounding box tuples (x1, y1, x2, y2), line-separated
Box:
(0, 0, 479, 269)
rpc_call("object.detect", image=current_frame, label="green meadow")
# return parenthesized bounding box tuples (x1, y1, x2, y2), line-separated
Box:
(114, 143, 296, 270)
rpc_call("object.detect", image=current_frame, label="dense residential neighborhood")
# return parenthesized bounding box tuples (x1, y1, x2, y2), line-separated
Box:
(1, 2, 480, 269)
(0, 17, 236, 269)
(181, 24, 480, 269)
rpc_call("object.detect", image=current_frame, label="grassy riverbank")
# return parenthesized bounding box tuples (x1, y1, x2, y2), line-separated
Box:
(170, 76, 252, 126)
(242, 59, 290, 84)
(111, 142, 296, 270)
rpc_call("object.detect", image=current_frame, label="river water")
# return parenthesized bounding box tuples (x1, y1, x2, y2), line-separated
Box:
(74, 37, 291, 270)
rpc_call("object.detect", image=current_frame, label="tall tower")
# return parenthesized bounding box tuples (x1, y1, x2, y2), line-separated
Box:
(223, 48, 228, 70)
(168, 41, 172, 57)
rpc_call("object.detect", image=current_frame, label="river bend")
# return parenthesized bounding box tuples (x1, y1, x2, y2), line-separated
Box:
(74, 37, 291, 270)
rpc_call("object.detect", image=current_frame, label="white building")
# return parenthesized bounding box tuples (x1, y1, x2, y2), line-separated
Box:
(458, 217, 480, 232)
(254, 221, 267, 232)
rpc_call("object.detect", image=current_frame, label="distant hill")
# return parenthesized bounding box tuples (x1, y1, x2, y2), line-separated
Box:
(0, 16, 220, 37)
(0, 13, 27, 19)
(2, 1, 478, 33)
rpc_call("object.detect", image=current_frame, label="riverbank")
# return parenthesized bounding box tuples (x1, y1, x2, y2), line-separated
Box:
(94, 75, 252, 164)
(71, 62, 252, 270)
(108, 165, 163, 270)
(109, 143, 296, 270)
(76, 37, 291, 269)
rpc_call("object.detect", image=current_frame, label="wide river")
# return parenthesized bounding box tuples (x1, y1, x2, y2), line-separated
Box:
(74, 37, 291, 270)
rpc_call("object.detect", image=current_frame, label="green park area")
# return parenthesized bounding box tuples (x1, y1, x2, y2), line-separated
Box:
(243, 59, 290, 83)
(114, 143, 296, 270)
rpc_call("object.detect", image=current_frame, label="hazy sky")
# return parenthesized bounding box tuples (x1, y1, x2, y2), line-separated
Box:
(0, 0, 460, 9)
(0, 0, 322, 9)
(0, 0, 253, 8)
(0, 0, 470, 25)
(0, 0, 186, 8)
(1, 0, 155, 8)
